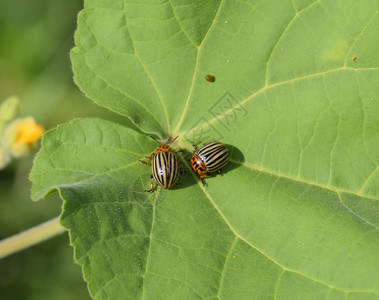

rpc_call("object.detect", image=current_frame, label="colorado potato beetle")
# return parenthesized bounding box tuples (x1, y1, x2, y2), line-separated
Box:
(191, 142, 230, 184)
(140, 136, 182, 192)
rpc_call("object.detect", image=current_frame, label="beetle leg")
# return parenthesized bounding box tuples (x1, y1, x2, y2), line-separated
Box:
(144, 174, 155, 192)
(217, 169, 222, 175)
(200, 175, 207, 185)
(149, 174, 155, 191)
(192, 144, 198, 151)
(140, 153, 154, 165)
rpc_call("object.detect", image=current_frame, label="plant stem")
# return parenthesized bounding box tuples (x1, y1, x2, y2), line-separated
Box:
(0, 216, 66, 260)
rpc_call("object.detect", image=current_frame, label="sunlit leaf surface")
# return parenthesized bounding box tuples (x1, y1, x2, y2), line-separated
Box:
(31, 0, 379, 298)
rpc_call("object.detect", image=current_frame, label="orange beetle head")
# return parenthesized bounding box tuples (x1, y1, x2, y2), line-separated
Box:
(154, 144, 173, 154)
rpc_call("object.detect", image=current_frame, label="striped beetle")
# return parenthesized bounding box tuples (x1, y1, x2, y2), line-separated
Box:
(140, 136, 182, 192)
(191, 142, 230, 184)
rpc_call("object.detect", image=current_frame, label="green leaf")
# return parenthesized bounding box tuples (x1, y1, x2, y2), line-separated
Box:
(32, 0, 379, 299)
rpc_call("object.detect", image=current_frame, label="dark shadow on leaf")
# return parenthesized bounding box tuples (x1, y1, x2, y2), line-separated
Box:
(174, 149, 198, 190)
(174, 170, 198, 190)
(224, 143, 245, 172)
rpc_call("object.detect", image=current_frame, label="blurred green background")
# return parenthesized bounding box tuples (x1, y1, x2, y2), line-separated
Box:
(0, 0, 127, 299)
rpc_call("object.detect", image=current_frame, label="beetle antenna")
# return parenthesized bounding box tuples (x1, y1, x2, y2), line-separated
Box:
(171, 136, 179, 143)
(149, 135, 161, 145)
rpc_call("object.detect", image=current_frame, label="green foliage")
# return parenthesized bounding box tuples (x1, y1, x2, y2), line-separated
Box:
(0, 0, 93, 298)
(31, 0, 379, 299)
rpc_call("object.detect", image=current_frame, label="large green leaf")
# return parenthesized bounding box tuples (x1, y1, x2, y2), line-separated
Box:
(31, 0, 379, 299)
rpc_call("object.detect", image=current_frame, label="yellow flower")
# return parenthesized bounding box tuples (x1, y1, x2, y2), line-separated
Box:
(0, 97, 44, 169)
(15, 118, 44, 148)
(2, 117, 44, 160)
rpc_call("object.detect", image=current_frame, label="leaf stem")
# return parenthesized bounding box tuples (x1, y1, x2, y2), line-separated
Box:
(0, 216, 66, 260)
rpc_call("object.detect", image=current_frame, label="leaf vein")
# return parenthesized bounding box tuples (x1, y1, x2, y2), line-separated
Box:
(83, 50, 162, 125)
(174, 0, 224, 132)
(344, 11, 379, 66)
(147, 271, 203, 299)
(141, 189, 159, 300)
(273, 270, 286, 300)
(167, 0, 198, 47)
(152, 237, 227, 258)
(321, 75, 340, 186)
(232, 159, 379, 202)
(122, 7, 171, 133)
(337, 192, 379, 231)
(181, 67, 379, 138)
(265, 0, 321, 85)
(216, 237, 238, 298)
